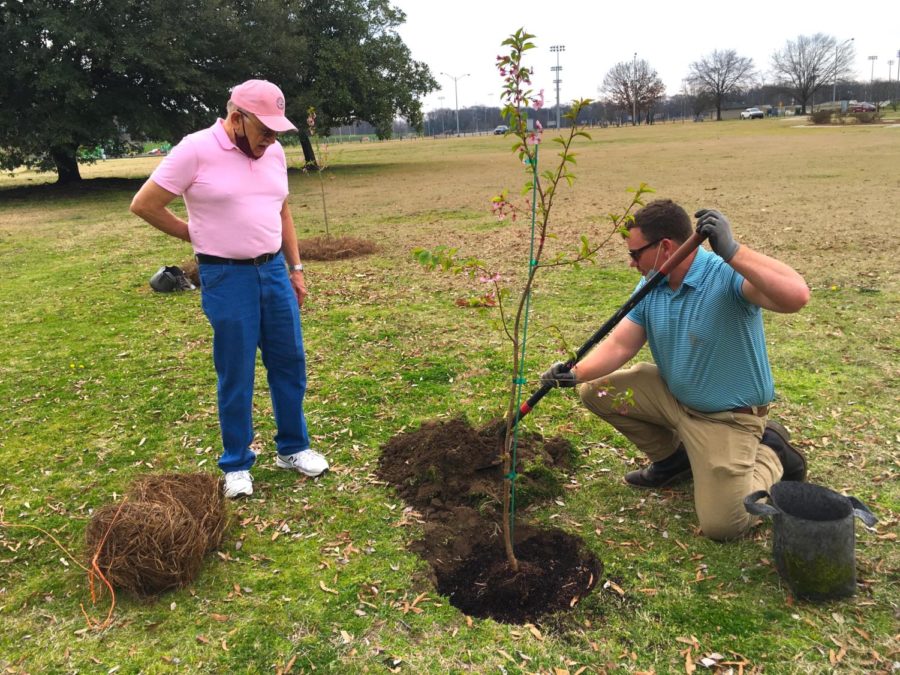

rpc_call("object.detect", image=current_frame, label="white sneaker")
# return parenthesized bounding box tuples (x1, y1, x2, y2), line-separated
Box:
(223, 470, 253, 498)
(275, 449, 329, 477)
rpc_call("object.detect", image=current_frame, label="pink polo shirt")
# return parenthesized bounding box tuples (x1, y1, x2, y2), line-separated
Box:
(150, 120, 289, 258)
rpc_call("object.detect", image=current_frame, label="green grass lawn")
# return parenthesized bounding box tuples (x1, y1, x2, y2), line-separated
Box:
(0, 119, 897, 673)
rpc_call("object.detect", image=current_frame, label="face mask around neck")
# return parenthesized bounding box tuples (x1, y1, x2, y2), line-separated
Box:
(235, 116, 261, 160)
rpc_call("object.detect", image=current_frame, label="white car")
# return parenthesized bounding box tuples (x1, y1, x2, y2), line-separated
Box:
(740, 108, 764, 120)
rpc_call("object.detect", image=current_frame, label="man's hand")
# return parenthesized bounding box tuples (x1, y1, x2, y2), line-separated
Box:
(289, 270, 307, 307)
(540, 362, 577, 388)
(695, 209, 740, 262)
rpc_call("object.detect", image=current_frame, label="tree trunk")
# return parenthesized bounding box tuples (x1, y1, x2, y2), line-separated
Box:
(299, 132, 317, 168)
(51, 144, 82, 183)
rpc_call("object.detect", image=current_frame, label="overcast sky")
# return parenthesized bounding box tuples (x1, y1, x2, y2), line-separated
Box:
(390, 0, 898, 110)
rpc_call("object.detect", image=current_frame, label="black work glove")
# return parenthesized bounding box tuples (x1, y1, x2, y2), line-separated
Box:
(694, 208, 740, 262)
(540, 362, 577, 388)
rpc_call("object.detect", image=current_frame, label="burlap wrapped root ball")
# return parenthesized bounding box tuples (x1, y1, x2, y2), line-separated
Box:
(85, 496, 206, 597)
(127, 472, 227, 553)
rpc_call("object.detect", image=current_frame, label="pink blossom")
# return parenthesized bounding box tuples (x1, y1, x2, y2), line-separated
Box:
(533, 89, 545, 110)
(478, 272, 502, 283)
(535, 120, 543, 130)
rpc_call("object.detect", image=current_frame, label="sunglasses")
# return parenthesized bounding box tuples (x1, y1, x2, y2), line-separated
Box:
(238, 110, 277, 139)
(627, 238, 663, 262)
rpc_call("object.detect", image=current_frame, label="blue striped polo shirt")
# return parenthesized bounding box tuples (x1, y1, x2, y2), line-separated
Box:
(626, 247, 774, 413)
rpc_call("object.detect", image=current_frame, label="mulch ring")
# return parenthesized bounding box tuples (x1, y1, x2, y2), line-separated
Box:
(377, 416, 602, 624)
(297, 235, 377, 261)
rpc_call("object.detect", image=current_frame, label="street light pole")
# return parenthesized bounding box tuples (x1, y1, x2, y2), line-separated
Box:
(833, 37, 854, 104)
(868, 55, 877, 102)
(632, 52, 638, 126)
(550, 45, 565, 129)
(441, 72, 470, 136)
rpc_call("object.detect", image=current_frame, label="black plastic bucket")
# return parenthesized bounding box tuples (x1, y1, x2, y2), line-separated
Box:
(745, 482, 877, 601)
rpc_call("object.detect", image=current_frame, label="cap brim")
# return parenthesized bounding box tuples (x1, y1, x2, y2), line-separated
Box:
(256, 114, 297, 133)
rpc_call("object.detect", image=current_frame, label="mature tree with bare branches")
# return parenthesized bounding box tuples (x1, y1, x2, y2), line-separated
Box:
(687, 50, 755, 120)
(771, 34, 857, 113)
(600, 58, 666, 125)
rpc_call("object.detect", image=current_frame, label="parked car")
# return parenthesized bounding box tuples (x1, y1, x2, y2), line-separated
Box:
(740, 108, 764, 120)
(492, 125, 509, 135)
(850, 102, 876, 113)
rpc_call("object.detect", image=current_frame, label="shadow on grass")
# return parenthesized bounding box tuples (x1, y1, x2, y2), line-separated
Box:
(0, 176, 147, 202)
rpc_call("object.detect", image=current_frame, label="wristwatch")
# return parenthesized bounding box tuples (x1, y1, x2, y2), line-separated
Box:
(288, 263, 304, 272)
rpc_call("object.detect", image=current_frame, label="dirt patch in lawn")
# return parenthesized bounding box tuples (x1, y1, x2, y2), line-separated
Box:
(377, 416, 601, 623)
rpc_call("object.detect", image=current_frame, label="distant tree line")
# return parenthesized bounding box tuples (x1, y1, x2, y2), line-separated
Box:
(419, 33, 896, 134)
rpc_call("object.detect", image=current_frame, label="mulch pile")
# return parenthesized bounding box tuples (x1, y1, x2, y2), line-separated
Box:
(377, 416, 602, 624)
(297, 235, 377, 261)
(84, 472, 227, 597)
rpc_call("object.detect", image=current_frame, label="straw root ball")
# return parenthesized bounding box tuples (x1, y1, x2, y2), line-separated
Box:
(85, 496, 206, 597)
(127, 472, 227, 553)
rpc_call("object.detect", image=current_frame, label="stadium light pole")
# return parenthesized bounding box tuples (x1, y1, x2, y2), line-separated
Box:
(441, 72, 470, 136)
(868, 55, 877, 101)
(833, 37, 854, 104)
(550, 45, 565, 129)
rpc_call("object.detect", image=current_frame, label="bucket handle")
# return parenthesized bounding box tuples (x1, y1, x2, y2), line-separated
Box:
(848, 496, 878, 527)
(744, 490, 779, 518)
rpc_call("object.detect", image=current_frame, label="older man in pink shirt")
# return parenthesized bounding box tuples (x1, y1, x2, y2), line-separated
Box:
(131, 79, 328, 498)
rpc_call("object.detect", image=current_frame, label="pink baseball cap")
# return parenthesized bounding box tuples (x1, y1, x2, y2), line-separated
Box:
(229, 79, 297, 132)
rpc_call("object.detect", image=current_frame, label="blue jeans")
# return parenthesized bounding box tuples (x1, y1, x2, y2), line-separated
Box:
(198, 253, 309, 473)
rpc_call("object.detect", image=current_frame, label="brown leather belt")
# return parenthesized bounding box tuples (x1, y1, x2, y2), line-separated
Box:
(731, 405, 768, 417)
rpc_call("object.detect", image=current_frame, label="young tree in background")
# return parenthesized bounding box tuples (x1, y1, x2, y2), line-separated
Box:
(687, 49, 756, 120)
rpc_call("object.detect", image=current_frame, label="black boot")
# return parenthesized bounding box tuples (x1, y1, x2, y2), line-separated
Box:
(624, 444, 692, 489)
(762, 420, 807, 482)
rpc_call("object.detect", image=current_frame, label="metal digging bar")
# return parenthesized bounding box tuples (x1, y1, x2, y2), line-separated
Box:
(508, 230, 707, 432)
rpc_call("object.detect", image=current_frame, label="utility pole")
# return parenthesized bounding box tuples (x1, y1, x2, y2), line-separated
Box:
(833, 37, 854, 104)
(441, 72, 470, 136)
(550, 45, 565, 129)
(632, 52, 638, 126)
(868, 55, 877, 102)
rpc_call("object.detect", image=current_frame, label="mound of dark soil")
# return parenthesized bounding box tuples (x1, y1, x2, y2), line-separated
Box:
(377, 416, 573, 518)
(297, 235, 377, 261)
(378, 416, 602, 624)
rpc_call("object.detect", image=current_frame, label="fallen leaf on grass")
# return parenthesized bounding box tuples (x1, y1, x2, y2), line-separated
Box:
(525, 623, 543, 641)
(319, 581, 338, 594)
(209, 613, 228, 622)
(603, 580, 625, 597)
(196, 635, 210, 645)
(497, 649, 516, 663)
(681, 647, 696, 674)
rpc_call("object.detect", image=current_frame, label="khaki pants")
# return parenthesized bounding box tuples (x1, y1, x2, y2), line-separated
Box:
(579, 362, 782, 540)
